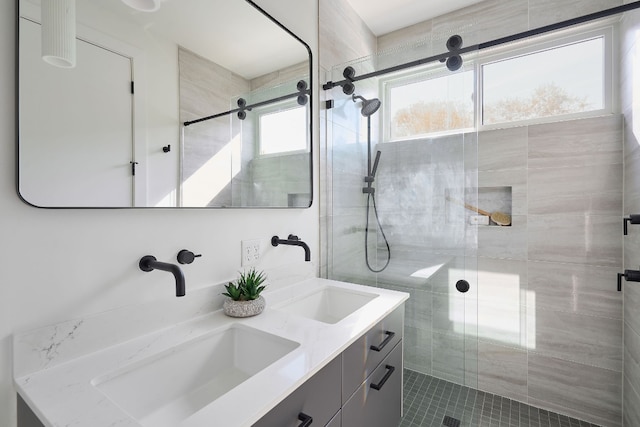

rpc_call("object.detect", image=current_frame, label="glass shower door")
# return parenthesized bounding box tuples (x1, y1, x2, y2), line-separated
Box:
(325, 50, 479, 396)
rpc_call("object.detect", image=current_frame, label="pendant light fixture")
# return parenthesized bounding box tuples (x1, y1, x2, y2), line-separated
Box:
(121, 0, 161, 12)
(41, 0, 76, 68)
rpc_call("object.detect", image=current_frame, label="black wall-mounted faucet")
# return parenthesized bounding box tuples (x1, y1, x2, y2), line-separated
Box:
(271, 234, 311, 262)
(139, 255, 186, 297)
(177, 249, 201, 264)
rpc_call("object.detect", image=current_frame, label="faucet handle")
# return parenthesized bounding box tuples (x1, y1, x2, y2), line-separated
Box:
(177, 249, 202, 264)
(287, 234, 300, 241)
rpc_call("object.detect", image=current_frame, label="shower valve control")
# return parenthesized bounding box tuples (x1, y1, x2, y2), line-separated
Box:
(623, 214, 640, 235)
(617, 269, 640, 291)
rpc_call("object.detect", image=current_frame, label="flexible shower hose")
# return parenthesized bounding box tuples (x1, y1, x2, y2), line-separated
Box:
(365, 192, 391, 273)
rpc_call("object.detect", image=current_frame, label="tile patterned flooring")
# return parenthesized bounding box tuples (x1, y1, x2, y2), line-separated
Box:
(399, 370, 602, 427)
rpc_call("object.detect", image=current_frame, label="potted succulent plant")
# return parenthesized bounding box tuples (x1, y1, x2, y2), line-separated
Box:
(222, 268, 267, 317)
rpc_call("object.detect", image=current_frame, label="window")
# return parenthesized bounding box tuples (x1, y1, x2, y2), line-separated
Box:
(258, 105, 308, 156)
(481, 35, 607, 126)
(381, 26, 613, 140)
(385, 70, 475, 141)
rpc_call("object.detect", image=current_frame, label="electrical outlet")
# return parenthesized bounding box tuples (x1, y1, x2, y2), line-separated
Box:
(241, 239, 261, 267)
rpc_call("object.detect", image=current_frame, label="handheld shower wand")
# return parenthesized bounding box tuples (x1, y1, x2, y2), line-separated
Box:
(352, 93, 390, 273)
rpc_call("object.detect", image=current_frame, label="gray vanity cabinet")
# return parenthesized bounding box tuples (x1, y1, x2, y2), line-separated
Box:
(326, 411, 341, 427)
(341, 342, 403, 427)
(341, 306, 403, 403)
(252, 355, 342, 427)
(255, 304, 405, 427)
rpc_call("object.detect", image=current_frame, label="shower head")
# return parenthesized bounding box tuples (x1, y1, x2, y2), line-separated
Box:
(352, 94, 381, 117)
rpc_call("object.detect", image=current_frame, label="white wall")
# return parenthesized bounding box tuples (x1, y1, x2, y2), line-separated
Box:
(0, 0, 319, 425)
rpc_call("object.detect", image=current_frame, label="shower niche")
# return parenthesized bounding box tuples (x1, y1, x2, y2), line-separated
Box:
(446, 186, 512, 227)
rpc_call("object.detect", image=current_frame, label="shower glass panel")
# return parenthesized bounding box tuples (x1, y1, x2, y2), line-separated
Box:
(326, 42, 480, 391)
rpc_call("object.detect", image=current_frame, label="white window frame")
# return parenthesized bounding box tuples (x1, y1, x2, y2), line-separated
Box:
(476, 24, 616, 132)
(379, 22, 617, 141)
(381, 64, 477, 143)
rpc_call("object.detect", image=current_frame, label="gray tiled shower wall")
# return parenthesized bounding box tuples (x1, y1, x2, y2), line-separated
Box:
(621, 3, 640, 427)
(329, 116, 623, 426)
(320, 0, 630, 426)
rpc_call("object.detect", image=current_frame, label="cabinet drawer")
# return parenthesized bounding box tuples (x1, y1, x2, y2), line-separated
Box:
(253, 356, 341, 427)
(342, 305, 403, 402)
(341, 341, 403, 427)
(326, 410, 341, 427)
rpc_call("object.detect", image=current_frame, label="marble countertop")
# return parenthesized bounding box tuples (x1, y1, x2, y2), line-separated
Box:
(14, 277, 408, 427)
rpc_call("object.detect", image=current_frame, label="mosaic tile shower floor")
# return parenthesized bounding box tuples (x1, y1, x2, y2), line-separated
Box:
(399, 370, 602, 427)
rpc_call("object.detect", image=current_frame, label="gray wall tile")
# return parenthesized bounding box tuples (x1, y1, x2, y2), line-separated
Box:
(528, 115, 623, 169)
(528, 353, 622, 426)
(528, 214, 622, 267)
(477, 341, 528, 402)
(432, 292, 466, 334)
(624, 375, 640, 427)
(531, 307, 622, 371)
(527, 260, 622, 318)
(623, 134, 640, 212)
(528, 164, 622, 216)
(478, 214, 528, 260)
(377, 21, 433, 54)
(528, 0, 622, 28)
(624, 283, 640, 338)
(431, 0, 529, 47)
(478, 126, 528, 171)
(318, 0, 376, 70)
(477, 257, 528, 303)
(404, 324, 432, 375)
(622, 10, 640, 425)
(477, 295, 527, 348)
(624, 323, 640, 397)
(432, 331, 466, 384)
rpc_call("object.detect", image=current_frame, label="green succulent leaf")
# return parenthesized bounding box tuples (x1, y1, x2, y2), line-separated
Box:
(221, 268, 267, 301)
(222, 282, 243, 300)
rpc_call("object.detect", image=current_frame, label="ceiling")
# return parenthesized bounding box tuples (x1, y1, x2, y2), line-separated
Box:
(345, 0, 486, 36)
(22, 0, 309, 80)
(95, 0, 308, 80)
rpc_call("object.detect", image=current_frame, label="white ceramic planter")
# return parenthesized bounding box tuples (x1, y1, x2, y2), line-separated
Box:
(223, 295, 266, 318)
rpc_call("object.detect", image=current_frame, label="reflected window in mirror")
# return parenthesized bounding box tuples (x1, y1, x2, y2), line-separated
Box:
(259, 104, 308, 156)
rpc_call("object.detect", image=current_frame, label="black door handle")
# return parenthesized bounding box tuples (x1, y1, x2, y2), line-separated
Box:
(456, 279, 470, 293)
(370, 365, 395, 391)
(370, 331, 395, 352)
(297, 412, 313, 427)
(618, 269, 640, 291)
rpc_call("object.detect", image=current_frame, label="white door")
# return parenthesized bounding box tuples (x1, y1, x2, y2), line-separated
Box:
(19, 18, 134, 207)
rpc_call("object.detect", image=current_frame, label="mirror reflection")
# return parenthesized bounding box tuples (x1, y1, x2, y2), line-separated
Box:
(18, 0, 312, 208)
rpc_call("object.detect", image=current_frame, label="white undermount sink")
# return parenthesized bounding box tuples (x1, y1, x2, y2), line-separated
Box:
(274, 285, 378, 324)
(92, 324, 299, 427)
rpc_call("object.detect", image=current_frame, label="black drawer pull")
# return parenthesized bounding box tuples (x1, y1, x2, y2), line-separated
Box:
(370, 330, 395, 352)
(370, 365, 395, 391)
(297, 412, 313, 427)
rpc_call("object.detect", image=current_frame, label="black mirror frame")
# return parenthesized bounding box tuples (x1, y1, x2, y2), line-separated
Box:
(15, 0, 313, 209)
